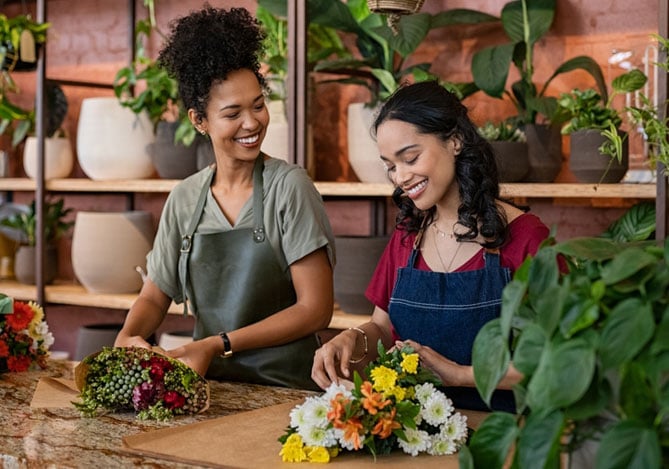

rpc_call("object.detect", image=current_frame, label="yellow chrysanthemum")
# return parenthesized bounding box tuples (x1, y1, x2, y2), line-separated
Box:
(280, 434, 307, 462)
(387, 385, 406, 402)
(370, 366, 398, 393)
(401, 353, 419, 374)
(305, 446, 331, 463)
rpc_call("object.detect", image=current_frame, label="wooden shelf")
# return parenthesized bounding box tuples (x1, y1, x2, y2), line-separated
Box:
(0, 178, 658, 199)
(0, 280, 367, 330)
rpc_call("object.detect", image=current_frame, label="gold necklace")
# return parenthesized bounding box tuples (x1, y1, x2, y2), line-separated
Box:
(431, 226, 463, 272)
(431, 221, 454, 239)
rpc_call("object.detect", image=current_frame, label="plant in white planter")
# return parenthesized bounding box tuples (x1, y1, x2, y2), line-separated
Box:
(23, 81, 74, 179)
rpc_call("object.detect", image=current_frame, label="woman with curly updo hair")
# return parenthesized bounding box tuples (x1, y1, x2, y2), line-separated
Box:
(312, 81, 549, 411)
(116, 6, 335, 391)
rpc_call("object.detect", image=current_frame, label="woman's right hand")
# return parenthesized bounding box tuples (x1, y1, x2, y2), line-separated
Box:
(311, 329, 359, 389)
(113, 333, 151, 349)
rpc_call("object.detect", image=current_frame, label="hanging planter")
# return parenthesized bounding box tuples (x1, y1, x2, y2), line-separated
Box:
(366, 0, 426, 33)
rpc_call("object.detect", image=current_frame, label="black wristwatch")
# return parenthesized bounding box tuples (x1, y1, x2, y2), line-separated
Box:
(219, 332, 233, 358)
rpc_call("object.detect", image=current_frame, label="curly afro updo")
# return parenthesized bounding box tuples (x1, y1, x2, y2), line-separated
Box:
(157, 5, 266, 124)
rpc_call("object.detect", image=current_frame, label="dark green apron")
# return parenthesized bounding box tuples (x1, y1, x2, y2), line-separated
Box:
(178, 156, 319, 390)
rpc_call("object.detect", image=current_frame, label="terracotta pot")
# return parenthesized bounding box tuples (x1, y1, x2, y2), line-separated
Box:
(334, 236, 389, 315)
(522, 124, 563, 182)
(14, 244, 58, 285)
(569, 129, 629, 183)
(146, 121, 198, 179)
(490, 141, 530, 182)
(23, 136, 74, 180)
(71, 211, 153, 294)
(76, 97, 155, 180)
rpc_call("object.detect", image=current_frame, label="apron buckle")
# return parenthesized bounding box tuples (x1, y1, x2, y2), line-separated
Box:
(181, 235, 193, 253)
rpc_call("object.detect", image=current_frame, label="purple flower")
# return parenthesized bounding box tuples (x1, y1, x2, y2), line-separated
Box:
(132, 381, 158, 410)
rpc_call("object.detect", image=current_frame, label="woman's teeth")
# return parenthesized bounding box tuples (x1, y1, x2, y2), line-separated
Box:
(407, 180, 427, 196)
(236, 134, 259, 145)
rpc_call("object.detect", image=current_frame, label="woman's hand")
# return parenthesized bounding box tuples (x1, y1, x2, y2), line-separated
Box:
(113, 334, 151, 350)
(311, 329, 359, 389)
(401, 339, 470, 387)
(163, 336, 219, 377)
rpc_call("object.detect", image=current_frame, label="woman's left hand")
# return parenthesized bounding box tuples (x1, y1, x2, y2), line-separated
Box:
(399, 339, 471, 387)
(163, 336, 219, 377)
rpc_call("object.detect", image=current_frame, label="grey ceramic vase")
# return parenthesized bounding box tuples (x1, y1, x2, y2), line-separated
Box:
(569, 129, 629, 183)
(334, 236, 389, 315)
(14, 244, 58, 285)
(490, 141, 530, 182)
(146, 121, 198, 179)
(522, 124, 563, 182)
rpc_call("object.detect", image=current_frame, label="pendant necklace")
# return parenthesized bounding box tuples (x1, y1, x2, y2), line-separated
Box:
(431, 223, 463, 272)
(432, 221, 454, 239)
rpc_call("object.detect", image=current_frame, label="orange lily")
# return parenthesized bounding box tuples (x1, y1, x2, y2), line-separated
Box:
(371, 408, 401, 439)
(342, 417, 364, 450)
(361, 381, 392, 415)
(327, 393, 349, 428)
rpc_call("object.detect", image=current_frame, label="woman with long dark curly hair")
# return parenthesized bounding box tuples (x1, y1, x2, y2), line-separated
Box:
(115, 6, 335, 391)
(312, 81, 549, 411)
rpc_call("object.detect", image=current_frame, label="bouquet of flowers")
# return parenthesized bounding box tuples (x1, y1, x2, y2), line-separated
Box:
(74, 346, 210, 421)
(279, 342, 468, 463)
(0, 294, 53, 372)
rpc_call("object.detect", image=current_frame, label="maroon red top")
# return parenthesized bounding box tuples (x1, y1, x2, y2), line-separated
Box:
(365, 213, 550, 312)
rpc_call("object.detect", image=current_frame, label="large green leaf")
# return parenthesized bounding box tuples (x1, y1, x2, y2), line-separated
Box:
(467, 412, 519, 469)
(308, 0, 364, 34)
(542, 55, 608, 103)
(600, 247, 658, 285)
(527, 246, 560, 308)
(619, 361, 656, 422)
(599, 298, 654, 370)
(502, 0, 556, 46)
(431, 9, 499, 28)
(527, 338, 596, 412)
(600, 202, 656, 242)
(513, 323, 546, 376)
(500, 278, 527, 337)
(596, 421, 661, 469)
(378, 13, 431, 59)
(554, 237, 620, 261)
(0, 294, 12, 315)
(471, 43, 514, 98)
(517, 409, 564, 469)
(531, 283, 566, 337)
(472, 319, 510, 406)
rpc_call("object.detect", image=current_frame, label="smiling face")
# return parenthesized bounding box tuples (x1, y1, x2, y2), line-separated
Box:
(194, 68, 269, 163)
(377, 119, 461, 212)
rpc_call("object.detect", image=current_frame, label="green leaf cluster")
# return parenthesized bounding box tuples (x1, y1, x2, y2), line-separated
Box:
(0, 13, 50, 147)
(308, 0, 497, 107)
(467, 230, 669, 468)
(0, 197, 73, 246)
(471, 0, 607, 126)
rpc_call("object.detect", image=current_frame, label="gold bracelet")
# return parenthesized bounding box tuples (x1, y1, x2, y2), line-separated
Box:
(348, 327, 368, 364)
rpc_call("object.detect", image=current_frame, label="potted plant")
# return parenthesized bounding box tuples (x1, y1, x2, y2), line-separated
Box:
(462, 205, 668, 468)
(0, 197, 73, 285)
(470, 0, 608, 182)
(112, 0, 198, 179)
(22, 80, 74, 180)
(0, 13, 50, 149)
(477, 118, 529, 182)
(308, 0, 497, 182)
(557, 68, 647, 183)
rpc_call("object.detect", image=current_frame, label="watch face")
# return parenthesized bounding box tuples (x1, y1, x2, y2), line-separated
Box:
(219, 332, 232, 357)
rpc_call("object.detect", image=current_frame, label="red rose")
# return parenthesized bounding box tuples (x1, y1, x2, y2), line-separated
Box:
(0, 339, 8, 357)
(163, 390, 186, 410)
(8, 354, 32, 372)
(7, 301, 35, 332)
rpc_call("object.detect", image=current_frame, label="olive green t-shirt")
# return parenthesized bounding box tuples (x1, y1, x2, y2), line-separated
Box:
(147, 157, 335, 303)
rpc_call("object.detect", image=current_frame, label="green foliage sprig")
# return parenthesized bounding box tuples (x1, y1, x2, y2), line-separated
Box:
(0, 198, 72, 246)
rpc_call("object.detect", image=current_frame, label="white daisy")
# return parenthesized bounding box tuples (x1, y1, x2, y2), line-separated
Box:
(421, 392, 454, 426)
(428, 433, 458, 455)
(414, 382, 437, 405)
(302, 396, 331, 428)
(397, 427, 431, 456)
(299, 424, 338, 447)
(442, 412, 469, 443)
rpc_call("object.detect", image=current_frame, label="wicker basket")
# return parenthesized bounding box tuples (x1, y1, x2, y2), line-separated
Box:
(366, 0, 426, 15)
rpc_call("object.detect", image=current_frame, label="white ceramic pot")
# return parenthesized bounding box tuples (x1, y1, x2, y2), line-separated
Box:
(262, 100, 289, 162)
(71, 211, 153, 294)
(76, 97, 155, 180)
(23, 136, 74, 179)
(347, 102, 388, 183)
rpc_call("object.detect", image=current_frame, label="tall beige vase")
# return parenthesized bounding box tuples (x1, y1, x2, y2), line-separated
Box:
(71, 211, 153, 294)
(76, 97, 155, 180)
(347, 102, 389, 183)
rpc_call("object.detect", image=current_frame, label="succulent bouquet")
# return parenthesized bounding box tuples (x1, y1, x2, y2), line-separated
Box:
(0, 294, 53, 372)
(279, 342, 468, 463)
(74, 346, 210, 421)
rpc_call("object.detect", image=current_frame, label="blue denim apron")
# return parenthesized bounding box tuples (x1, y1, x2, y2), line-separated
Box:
(388, 231, 515, 412)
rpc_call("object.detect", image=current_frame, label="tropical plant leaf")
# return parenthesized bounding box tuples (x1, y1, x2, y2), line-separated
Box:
(502, 0, 555, 46)
(467, 412, 519, 469)
(600, 202, 656, 242)
(554, 237, 620, 261)
(526, 338, 596, 412)
(471, 43, 514, 98)
(517, 409, 564, 469)
(600, 247, 658, 284)
(513, 323, 546, 376)
(596, 421, 661, 469)
(543, 55, 609, 102)
(599, 298, 654, 370)
(472, 319, 510, 406)
(431, 8, 499, 28)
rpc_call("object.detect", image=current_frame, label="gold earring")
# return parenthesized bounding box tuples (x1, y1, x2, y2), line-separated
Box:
(199, 129, 207, 136)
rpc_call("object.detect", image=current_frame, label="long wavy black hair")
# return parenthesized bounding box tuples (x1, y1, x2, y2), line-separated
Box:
(157, 5, 266, 126)
(373, 81, 515, 249)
